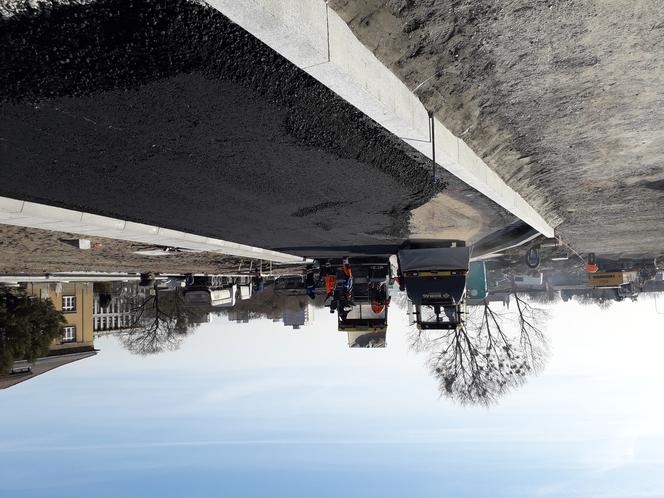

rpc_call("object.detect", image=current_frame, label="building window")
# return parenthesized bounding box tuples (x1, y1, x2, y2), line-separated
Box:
(62, 295, 76, 312)
(62, 326, 76, 343)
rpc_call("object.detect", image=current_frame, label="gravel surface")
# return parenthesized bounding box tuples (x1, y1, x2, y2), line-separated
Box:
(0, 0, 517, 255)
(329, 0, 664, 256)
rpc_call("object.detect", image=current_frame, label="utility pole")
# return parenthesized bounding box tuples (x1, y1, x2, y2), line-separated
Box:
(428, 110, 436, 180)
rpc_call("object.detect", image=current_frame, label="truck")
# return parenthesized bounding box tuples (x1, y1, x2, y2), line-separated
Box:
(397, 239, 470, 330)
(183, 275, 238, 307)
(322, 257, 391, 348)
(183, 285, 237, 307)
(587, 271, 638, 288)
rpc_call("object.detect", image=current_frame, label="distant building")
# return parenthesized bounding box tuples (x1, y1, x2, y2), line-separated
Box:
(24, 282, 95, 353)
(282, 309, 306, 329)
(1, 282, 97, 389)
(282, 304, 314, 330)
(227, 309, 250, 323)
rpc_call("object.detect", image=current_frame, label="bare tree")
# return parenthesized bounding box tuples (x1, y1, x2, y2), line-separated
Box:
(513, 293, 548, 373)
(121, 288, 198, 355)
(411, 293, 549, 406)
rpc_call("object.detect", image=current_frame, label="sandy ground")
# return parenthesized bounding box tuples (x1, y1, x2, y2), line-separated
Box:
(0, 224, 248, 274)
(410, 192, 486, 242)
(329, 0, 664, 256)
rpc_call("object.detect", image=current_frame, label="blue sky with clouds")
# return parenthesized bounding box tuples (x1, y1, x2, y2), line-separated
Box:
(1, 299, 663, 498)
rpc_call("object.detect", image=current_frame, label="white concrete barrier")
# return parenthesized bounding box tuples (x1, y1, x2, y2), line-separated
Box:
(0, 197, 307, 264)
(208, 0, 556, 237)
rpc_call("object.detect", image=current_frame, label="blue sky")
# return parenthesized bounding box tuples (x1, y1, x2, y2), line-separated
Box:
(1, 299, 663, 498)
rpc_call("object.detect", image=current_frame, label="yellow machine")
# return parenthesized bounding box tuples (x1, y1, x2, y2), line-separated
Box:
(587, 271, 638, 288)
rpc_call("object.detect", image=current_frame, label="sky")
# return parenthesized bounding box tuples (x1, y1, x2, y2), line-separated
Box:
(0, 298, 663, 498)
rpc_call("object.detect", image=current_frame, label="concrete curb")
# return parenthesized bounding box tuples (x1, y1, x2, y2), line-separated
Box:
(208, 0, 556, 237)
(0, 197, 307, 264)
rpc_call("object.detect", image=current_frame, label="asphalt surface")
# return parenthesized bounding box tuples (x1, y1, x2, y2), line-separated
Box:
(0, 0, 515, 258)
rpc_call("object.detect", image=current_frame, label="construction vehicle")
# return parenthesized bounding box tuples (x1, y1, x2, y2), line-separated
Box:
(322, 257, 391, 348)
(397, 239, 470, 330)
(587, 271, 638, 288)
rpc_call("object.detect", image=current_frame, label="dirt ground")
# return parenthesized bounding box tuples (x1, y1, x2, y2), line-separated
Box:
(0, 224, 251, 274)
(329, 0, 664, 256)
(410, 192, 487, 241)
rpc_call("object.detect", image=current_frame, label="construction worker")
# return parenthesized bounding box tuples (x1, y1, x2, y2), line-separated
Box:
(342, 257, 353, 300)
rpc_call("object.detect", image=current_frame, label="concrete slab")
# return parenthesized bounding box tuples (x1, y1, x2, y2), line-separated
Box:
(123, 221, 160, 236)
(0, 198, 24, 213)
(0, 195, 306, 264)
(322, 10, 430, 142)
(21, 202, 83, 222)
(80, 213, 126, 231)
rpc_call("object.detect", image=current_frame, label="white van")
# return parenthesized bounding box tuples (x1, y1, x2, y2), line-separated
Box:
(184, 285, 237, 307)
